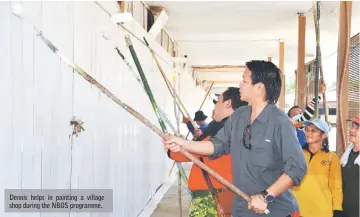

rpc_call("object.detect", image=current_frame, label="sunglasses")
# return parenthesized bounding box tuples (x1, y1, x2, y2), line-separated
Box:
(243, 125, 252, 150)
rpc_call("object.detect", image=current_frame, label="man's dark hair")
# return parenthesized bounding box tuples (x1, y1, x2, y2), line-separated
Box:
(245, 60, 282, 104)
(287, 106, 303, 117)
(222, 87, 248, 110)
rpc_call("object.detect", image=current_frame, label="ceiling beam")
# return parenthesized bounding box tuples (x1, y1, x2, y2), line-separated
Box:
(195, 69, 245, 73)
(202, 80, 240, 84)
(197, 71, 243, 81)
(192, 65, 246, 70)
(148, 9, 169, 38)
(141, 1, 180, 49)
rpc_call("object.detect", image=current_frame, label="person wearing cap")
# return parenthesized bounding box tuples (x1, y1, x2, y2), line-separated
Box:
(289, 113, 307, 146)
(287, 81, 327, 146)
(292, 119, 343, 217)
(167, 87, 248, 217)
(340, 115, 359, 217)
(183, 110, 209, 138)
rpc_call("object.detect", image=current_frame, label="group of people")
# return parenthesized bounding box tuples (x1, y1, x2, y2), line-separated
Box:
(163, 60, 359, 217)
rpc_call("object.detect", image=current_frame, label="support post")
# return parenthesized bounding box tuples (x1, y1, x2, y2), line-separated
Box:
(297, 13, 306, 108)
(336, 1, 352, 156)
(278, 41, 285, 110)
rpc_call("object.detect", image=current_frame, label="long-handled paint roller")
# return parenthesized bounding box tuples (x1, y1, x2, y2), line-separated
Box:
(33, 26, 269, 215)
(168, 81, 215, 176)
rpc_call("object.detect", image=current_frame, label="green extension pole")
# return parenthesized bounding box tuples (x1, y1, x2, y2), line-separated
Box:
(105, 37, 178, 134)
(313, 1, 321, 119)
(312, 1, 329, 122)
(125, 36, 188, 185)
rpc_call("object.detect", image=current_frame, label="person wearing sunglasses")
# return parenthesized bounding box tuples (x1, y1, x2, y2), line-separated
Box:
(163, 60, 307, 217)
(340, 115, 360, 217)
(292, 119, 343, 217)
(167, 87, 248, 217)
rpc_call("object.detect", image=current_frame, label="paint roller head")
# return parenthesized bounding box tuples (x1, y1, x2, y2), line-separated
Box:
(102, 30, 109, 40)
(124, 35, 132, 47)
(11, 3, 23, 18)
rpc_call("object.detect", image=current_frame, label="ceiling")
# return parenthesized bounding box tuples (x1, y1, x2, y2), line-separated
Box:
(148, 1, 360, 95)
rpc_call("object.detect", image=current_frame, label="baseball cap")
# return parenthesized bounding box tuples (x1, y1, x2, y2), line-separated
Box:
(303, 119, 330, 134)
(347, 115, 360, 127)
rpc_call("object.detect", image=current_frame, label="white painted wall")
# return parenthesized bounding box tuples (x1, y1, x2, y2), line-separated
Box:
(0, 2, 213, 217)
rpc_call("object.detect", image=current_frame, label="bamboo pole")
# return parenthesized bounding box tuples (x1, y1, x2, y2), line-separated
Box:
(125, 36, 167, 132)
(184, 80, 214, 139)
(312, 1, 329, 121)
(145, 36, 208, 178)
(125, 36, 189, 185)
(36, 28, 262, 209)
(108, 38, 188, 183)
(105, 37, 178, 134)
(168, 81, 214, 176)
(143, 37, 197, 129)
(199, 82, 215, 111)
(313, 2, 321, 119)
(172, 52, 183, 216)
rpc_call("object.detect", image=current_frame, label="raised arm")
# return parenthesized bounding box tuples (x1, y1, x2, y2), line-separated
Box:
(299, 95, 322, 122)
(299, 81, 326, 122)
(163, 115, 233, 158)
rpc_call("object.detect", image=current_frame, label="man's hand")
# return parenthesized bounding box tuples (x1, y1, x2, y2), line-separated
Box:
(248, 194, 268, 214)
(194, 128, 203, 137)
(182, 117, 190, 123)
(319, 79, 327, 94)
(163, 133, 186, 152)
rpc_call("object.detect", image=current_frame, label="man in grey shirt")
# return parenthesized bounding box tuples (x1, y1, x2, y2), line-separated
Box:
(163, 60, 308, 217)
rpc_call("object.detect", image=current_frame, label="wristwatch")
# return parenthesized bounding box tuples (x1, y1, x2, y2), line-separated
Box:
(260, 189, 275, 203)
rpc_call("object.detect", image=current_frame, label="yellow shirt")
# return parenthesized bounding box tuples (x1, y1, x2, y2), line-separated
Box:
(292, 149, 343, 217)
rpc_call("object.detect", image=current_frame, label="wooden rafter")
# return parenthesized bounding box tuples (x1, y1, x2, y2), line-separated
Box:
(192, 65, 246, 70)
(200, 80, 240, 84)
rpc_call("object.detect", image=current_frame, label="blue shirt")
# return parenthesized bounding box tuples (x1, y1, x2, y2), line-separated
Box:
(296, 128, 306, 146)
(199, 123, 208, 132)
(186, 122, 208, 135)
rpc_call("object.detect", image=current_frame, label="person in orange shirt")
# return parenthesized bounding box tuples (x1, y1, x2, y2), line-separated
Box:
(167, 87, 248, 217)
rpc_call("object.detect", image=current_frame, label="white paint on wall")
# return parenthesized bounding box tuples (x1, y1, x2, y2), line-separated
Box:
(0, 2, 213, 217)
